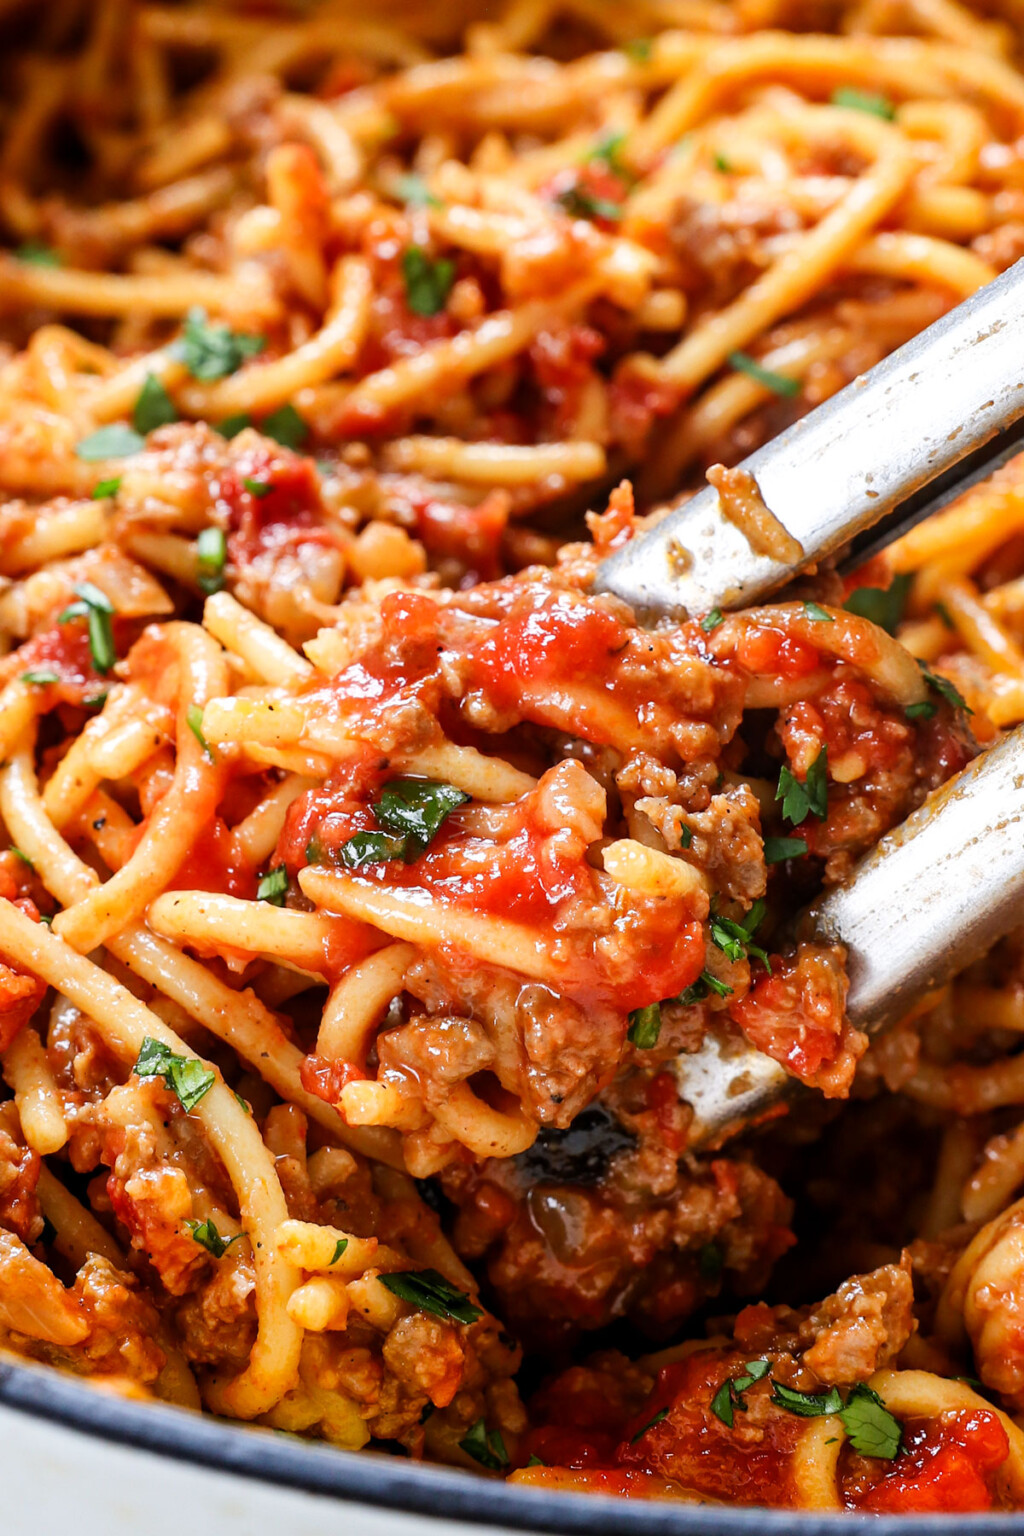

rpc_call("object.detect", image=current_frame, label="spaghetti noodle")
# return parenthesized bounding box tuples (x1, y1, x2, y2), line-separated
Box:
(4, 0, 1024, 1510)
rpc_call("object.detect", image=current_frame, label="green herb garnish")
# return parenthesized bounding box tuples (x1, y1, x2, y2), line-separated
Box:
(402, 245, 456, 316)
(770, 1381, 843, 1417)
(763, 835, 808, 864)
(133, 372, 177, 434)
(844, 572, 910, 634)
(729, 351, 800, 398)
(134, 1036, 216, 1112)
(216, 413, 251, 439)
(186, 1216, 244, 1258)
(776, 747, 828, 826)
(15, 240, 61, 266)
(459, 1417, 508, 1471)
(330, 1238, 349, 1265)
(92, 477, 121, 499)
(21, 670, 60, 686)
(803, 602, 833, 622)
(196, 526, 227, 595)
(627, 1002, 662, 1049)
(58, 581, 116, 673)
(709, 899, 771, 971)
(74, 424, 146, 461)
(392, 173, 443, 208)
(710, 1360, 771, 1426)
(678, 970, 734, 1006)
(838, 1383, 902, 1460)
(175, 306, 264, 381)
(256, 866, 288, 905)
(243, 477, 273, 498)
(186, 704, 215, 761)
(556, 184, 623, 222)
(380, 1269, 483, 1325)
(261, 403, 308, 450)
(630, 1406, 669, 1443)
(701, 607, 724, 633)
(920, 661, 971, 715)
(905, 700, 937, 721)
(831, 86, 895, 119)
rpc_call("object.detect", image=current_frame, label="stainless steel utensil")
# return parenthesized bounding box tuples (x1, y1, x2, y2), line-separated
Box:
(592, 258, 1024, 1144)
(596, 257, 1024, 623)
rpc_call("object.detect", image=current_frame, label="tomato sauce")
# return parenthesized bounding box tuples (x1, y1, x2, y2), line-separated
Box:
(7, 624, 106, 707)
(844, 1411, 1010, 1513)
(213, 448, 344, 571)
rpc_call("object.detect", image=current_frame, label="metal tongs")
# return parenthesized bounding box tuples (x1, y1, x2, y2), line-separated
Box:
(594, 257, 1024, 1146)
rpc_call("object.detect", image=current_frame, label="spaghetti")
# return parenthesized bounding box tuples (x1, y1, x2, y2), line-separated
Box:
(3, 0, 1024, 1510)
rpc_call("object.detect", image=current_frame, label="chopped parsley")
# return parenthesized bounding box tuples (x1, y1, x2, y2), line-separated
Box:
(134, 1036, 215, 1112)
(336, 778, 469, 868)
(459, 1417, 508, 1471)
(803, 601, 833, 622)
(627, 1002, 662, 1049)
(839, 1383, 902, 1460)
(402, 245, 455, 316)
(186, 1216, 244, 1258)
(764, 835, 808, 864)
(701, 607, 724, 633)
(175, 307, 264, 381)
(556, 184, 623, 222)
(216, 412, 252, 439)
(330, 1237, 349, 1265)
(585, 130, 629, 177)
(709, 899, 771, 971)
(920, 661, 971, 715)
(21, 670, 60, 686)
(74, 423, 145, 461)
(92, 476, 121, 499)
(776, 747, 828, 825)
(729, 350, 800, 398)
(261, 402, 307, 450)
(15, 239, 61, 266)
(58, 581, 116, 673)
(392, 173, 443, 208)
(678, 970, 734, 1006)
(831, 86, 896, 119)
(133, 372, 177, 435)
(8, 847, 33, 868)
(844, 572, 911, 634)
(243, 477, 273, 498)
(186, 704, 215, 761)
(526, 1453, 546, 1468)
(625, 37, 652, 61)
(770, 1381, 843, 1417)
(380, 1268, 483, 1325)
(630, 1406, 669, 1443)
(196, 526, 227, 595)
(680, 825, 693, 850)
(905, 699, 937, 721)
(710, 1360, 771, 1427)
(257, 866, 289, 905)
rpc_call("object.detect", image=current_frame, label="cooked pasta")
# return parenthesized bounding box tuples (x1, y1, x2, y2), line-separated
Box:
(6, 0, 1024, 1512)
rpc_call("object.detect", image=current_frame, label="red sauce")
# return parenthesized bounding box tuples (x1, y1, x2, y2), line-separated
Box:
(407, 489, 509, 584)
(616, 1354, 804, 1506)
(170, 817, 256, 900)
(300, 1053, 367, 1104)
(735, 626, 821, 681)
(845, 1412, 1010, 1513)
(8, 624, 105, 707)
(214, 447, 343, 571)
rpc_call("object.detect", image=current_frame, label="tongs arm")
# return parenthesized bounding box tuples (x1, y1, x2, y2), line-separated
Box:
(677, 725, 1024, 1147)
(596, 256, 1024, 622)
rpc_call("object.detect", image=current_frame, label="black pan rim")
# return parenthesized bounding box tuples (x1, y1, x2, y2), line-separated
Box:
(1, 1355, 1022, 1531)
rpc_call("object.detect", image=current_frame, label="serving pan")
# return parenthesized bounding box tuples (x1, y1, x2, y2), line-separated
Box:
(0, 1355, 1018, 1535)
